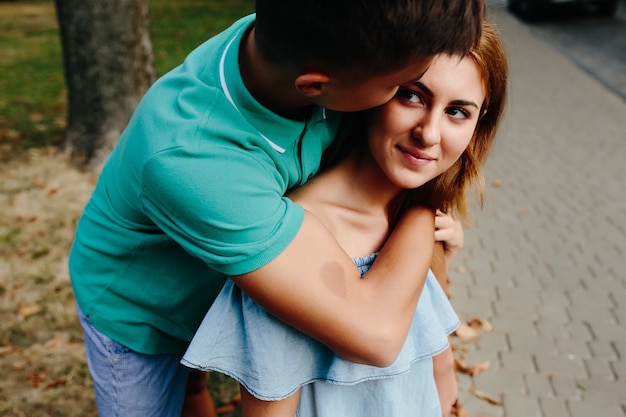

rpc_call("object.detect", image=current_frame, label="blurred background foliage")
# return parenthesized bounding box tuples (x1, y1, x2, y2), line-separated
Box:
(0, 0, 254, 156)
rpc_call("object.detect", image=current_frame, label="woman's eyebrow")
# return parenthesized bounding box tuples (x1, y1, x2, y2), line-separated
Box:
(414, 81, 433, 98)
(450, 99, 479, 109)
(415, 81, 480, 109)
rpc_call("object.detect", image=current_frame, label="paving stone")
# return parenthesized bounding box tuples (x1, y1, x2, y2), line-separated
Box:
(535, 318, 575, 339)
(463, 257, 493, 277)
(611, 307, 626, 324)
(507, 334, 559, 356)
(476, 330, 511, 354)
(448, 280, 470, 298)
(613, 340, 626, 360)
(489, 315, 538, 337)
(610, 359, 626, 380)
(578, 378, 626, 406)
(456, 372, 474, 396)
(525, 373, 555, 398)
(502, 393, 542, 417)
(450, 295, 495, 320)
(567, 303, 616, 325)
(513, 277, 545, 291)
(587, 339, 619, 360)
(539, 397, 571, 417)
(553, 336, 592, 359)
(550, 375, 585, 401)
(552, 319, 594, 342)
(584, 358, 617, 381)
(456, 392, 505, 417)
(537, 304, 570, 324)
(491, 301, 540, 323)
(468, 284, 499, 301)
(610, 287, 626, 302)
(567, 399, 626, 417)
(568, 288, 615, 314)
(464, 349, 502, 370)
(500, 351, 536, 374)
(473, 368, 527, 397)
(534, 353, 587, 379)
(587, 322, 626, 342)
(538, 289, 570, 309)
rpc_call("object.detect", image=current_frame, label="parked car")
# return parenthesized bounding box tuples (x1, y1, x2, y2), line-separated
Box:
(508, 0, 620, 20)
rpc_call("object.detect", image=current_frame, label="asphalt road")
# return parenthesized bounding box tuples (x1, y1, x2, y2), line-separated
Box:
(489, 0, 626, 101)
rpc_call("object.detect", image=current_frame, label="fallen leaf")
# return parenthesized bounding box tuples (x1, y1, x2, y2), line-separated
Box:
(467, 360, 491, 376)
(16, 304, 42, 318)
(45, 378, 67, 390)
(25, 373, 47, 388)
(0, 346, 14, 356)
(470, 386, 502, 405)
(451, 399, 469, 417)
(454, 322, 481, 342)
(454, 356, 469, 373)
(44, 334, 67, 349)
(467, 317, 493, 333)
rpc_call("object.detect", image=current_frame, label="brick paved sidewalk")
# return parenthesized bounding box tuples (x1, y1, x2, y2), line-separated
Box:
(448, 6, 626, 417)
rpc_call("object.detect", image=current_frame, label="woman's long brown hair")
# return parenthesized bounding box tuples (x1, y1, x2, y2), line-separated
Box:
(321, 21, 509, 229)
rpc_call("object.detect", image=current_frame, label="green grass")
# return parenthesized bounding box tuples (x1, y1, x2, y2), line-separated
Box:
(0, 1, 252, 414)
(0, 0, 254, 154)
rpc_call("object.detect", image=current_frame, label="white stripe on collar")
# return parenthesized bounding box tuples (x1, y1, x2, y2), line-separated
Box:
(219, 34, 286, 154)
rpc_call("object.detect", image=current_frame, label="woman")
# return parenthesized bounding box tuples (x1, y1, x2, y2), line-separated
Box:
(183, 21, 508, 417)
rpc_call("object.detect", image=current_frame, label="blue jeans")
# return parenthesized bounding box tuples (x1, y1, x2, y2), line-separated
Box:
(76, 305, 190, 417)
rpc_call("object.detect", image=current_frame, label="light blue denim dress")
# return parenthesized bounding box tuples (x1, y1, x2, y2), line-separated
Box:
(182, 254, 459, 416)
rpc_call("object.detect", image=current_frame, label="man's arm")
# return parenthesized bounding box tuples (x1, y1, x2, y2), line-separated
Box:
(232, 206, 435, 367)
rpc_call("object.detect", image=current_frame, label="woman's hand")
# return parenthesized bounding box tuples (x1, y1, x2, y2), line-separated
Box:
(434, 210, 464, 268)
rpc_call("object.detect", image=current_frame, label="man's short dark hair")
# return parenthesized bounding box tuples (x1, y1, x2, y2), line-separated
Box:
(255, 0, 485, 77)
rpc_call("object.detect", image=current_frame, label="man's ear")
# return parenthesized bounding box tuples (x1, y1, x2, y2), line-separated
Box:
(294, 73, 331, 97)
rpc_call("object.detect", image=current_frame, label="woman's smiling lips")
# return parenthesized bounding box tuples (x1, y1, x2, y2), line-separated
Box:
(398, 146, 436, 166)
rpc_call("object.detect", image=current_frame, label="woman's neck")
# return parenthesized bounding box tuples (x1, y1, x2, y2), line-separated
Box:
(289, 152, 401, 257)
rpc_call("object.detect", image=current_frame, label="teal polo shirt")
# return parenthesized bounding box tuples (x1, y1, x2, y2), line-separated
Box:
(69, 14, 340, 354)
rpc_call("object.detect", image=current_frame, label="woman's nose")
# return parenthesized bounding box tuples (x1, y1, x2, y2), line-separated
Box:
(412, 112, 441, 147)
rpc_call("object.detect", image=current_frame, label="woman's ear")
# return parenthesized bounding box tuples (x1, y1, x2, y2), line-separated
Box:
(295, 73, 331, 97)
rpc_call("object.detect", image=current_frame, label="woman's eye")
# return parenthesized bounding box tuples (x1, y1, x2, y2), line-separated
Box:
(397, 89, 423, 105)
(448, 108, 470, 119)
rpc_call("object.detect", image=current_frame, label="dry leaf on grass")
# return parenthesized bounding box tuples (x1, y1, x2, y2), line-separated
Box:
(16, 303, 42, 318)
(44, 378, 68, 390)
(0, 346, 14, 356)
(25, 373, 47, 388)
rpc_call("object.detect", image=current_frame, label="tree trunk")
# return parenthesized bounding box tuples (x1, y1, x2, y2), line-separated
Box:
(55, 0, 156, 171)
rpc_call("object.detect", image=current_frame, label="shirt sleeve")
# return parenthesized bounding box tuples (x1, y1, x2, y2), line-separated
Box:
(140, 145, 304, 276)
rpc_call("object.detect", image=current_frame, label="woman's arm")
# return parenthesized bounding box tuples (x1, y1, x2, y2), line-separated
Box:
(232, 206, 435, 367)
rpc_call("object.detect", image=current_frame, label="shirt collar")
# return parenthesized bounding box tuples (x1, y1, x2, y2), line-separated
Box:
(219, 23, 327, 154)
